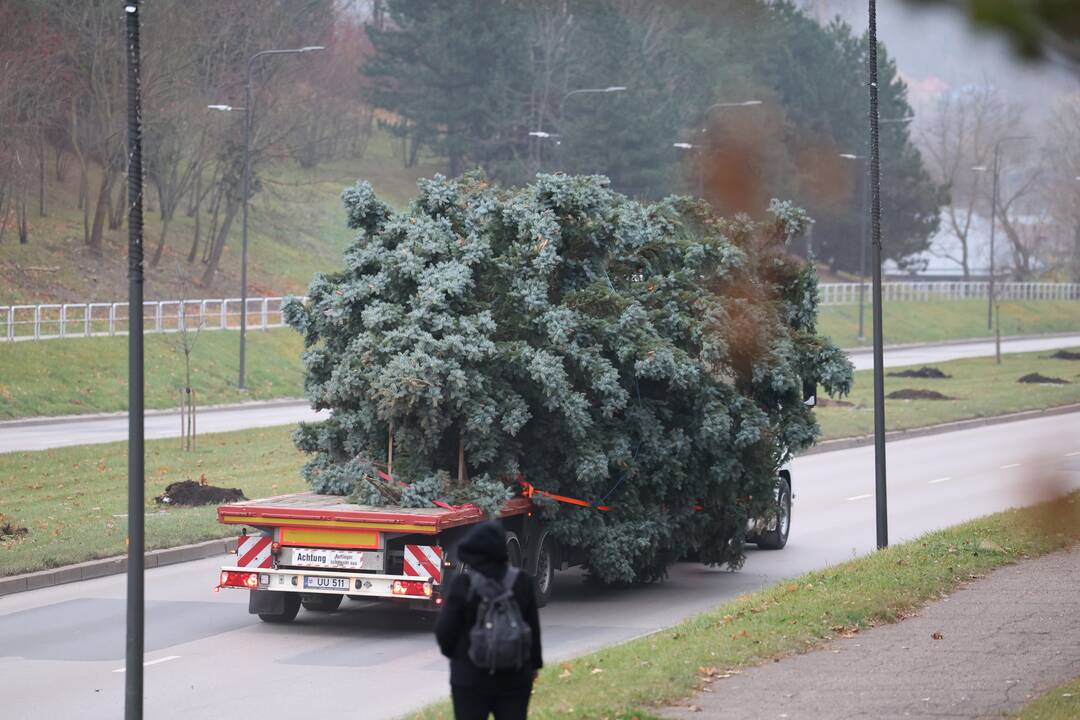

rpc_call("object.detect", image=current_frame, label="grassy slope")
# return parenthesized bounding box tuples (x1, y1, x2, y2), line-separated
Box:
(0, 426, 305, 577)
(815, 347, 1080, 440)
(0, 328, 305, 419)
(409, 495, 1080, 720)
(1015, 675, 1080, 719)
(0, 131, 443, 305)
(817, 299, 1080, 349)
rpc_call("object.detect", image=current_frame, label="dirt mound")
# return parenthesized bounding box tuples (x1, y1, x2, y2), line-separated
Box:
(1049, 350, 1080, 361)
(886, 388, 954, 400)
(887, 366, 951, 379)
(817, 397, 854, 408)
(1018, 373, 1071, 385)
(0, 522, 29, 541)
(155, 479, 246, 507)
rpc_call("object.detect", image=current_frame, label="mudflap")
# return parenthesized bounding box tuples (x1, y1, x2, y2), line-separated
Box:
(248, 589, 291, 615)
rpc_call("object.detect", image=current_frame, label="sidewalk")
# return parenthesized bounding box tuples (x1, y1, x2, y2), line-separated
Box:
(662, 547, 1080, 720)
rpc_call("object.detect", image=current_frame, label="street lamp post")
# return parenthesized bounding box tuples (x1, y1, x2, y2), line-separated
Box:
(839, 153, 868, 341)
(974, 135, 1031, 331)
(212, 46, 323, 390)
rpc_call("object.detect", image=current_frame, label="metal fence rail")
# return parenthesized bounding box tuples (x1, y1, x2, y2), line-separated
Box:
(3, 283, 1078, 340)
(1, 296, 295, 342)
(817, 282, 1080, 306)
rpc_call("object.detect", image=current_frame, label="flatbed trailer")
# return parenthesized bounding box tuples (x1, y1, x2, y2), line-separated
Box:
(216, 471, 792, 623)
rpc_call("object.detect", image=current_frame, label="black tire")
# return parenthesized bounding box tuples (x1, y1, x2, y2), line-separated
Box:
(531, 532, 555, 608)
(756, 475, 791, 550)
(301, 593, 343, 612)
(505, 531, 524, 568)
(258, 592, 301, 623)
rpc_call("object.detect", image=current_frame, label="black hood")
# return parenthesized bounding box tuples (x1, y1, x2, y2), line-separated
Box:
(457, 521, 508, 578)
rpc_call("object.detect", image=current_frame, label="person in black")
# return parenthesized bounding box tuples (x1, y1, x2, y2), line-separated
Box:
(435, 521, 543, 720)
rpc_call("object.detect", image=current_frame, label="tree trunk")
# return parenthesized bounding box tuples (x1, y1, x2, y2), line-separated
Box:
(108, 181, 125, 231)
(88, 171, 113, 254)
(151, 215, 170, 267)
(54, 144, 67, 183)
(38, 134, 46, 217)
(17, 190, 29, 244)
(201, 199, 238, 286)
(187, 173, 202, 263)
(202, 190, 222, 264)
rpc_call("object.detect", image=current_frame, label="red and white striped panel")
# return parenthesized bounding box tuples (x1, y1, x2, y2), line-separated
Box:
(236, 534, 273, 569)
(404, 544, 443, 583)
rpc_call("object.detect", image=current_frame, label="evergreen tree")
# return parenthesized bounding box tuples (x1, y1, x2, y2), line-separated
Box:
(285, 174, 852, 583)
(364, 0, 534, 181)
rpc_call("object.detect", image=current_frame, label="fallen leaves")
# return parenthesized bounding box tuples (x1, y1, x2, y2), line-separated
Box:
(931, 631, 944, 640)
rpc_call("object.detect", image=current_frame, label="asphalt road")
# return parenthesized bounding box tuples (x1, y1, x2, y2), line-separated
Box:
(846, 332, 1080, 371)
(3, 411, 1078, 720)
(4, 334, 1080, 455)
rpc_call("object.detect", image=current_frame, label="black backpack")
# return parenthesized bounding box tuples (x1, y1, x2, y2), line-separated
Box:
(466, 567, 532, 673)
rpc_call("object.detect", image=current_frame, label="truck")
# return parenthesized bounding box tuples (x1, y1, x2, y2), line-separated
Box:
(214, 468, 793, 623)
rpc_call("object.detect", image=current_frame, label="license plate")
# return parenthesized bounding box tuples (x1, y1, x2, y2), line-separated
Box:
(283, 547, 380, 571)
(303, 576, 349, 591)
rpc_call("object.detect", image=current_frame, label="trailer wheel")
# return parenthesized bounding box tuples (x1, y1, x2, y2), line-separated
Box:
(532, 532, 555, 608)
(301, 593, 343, 612)
(756, 475, 791, 550)
(258, 592, 301, 623)
(505, 531, 524, 568)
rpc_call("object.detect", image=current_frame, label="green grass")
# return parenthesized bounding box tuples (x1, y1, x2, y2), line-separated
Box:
(816, 347, 1080, 441)
(0, 328, 305, 419)
(409, 494, 1080, 720)
(0, 426, 305, 576)
(1015, 675, 1080, 719)
(818, 299, 1080, 349)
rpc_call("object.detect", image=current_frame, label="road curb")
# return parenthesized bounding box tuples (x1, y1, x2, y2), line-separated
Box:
(803, 401, 1080, 456)
(0, 537, 233, 598)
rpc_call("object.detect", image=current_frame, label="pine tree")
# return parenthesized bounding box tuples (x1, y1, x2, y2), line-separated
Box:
(285, 173, 852, 583)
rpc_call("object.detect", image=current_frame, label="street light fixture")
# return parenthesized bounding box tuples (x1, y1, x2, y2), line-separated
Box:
(227, 45, 324, 390)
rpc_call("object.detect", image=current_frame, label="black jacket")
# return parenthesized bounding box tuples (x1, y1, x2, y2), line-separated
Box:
(434, 522, 543, 689)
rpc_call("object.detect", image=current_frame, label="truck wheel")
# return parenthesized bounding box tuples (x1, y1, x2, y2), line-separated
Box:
(505, 531, 523, 568)
(301, 593, 343, 612)
(258, 592, 301, 623)
(532, 533, 555, 608)
(756, 475, 791, 550)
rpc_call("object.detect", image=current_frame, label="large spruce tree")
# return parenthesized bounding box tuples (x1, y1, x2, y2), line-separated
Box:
(285, 173, 852, 583)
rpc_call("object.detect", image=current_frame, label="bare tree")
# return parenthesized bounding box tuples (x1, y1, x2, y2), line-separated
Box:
(1042, 95, 1080, 280)
(920, 83, 1022, 278)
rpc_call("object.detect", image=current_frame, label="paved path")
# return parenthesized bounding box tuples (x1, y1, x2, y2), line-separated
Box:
(3, 334, 1079, 454)
(662, 547, 1080, 720)
(3, 411, 1079, 720)
(0, 400, 324, 454)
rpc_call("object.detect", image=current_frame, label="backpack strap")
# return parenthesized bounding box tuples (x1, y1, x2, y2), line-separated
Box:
(501, 566, 519, 592)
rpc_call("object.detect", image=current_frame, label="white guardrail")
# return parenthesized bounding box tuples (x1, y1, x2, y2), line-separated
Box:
(817, 281, 1080, 306)
(2, 283, 1078, 341)
(0, 296, 296, 342)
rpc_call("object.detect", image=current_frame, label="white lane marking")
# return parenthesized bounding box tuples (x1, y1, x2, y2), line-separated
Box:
(112, 655, 180, 673)
(1065, 451, 1080, 457)
(846, 494, 873, 501)
(999, 463, 1021, 469)
(928, 477, 951, 485)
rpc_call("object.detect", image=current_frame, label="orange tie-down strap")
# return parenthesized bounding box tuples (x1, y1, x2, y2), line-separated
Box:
(374, 465, 613, 513)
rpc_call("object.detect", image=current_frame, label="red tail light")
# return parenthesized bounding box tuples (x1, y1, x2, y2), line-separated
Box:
(219, 571, 260, 589)
(391, 579, 433, 597)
